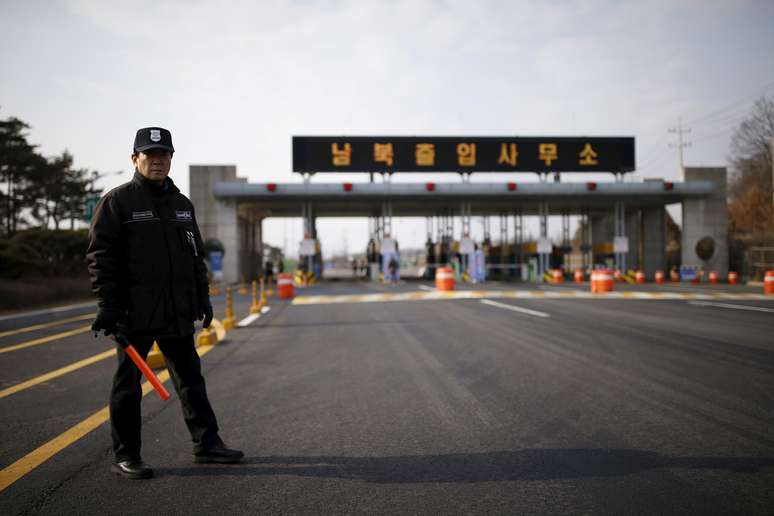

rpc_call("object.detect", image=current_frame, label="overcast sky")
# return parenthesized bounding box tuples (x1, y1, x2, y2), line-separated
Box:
(2, 0, 774, 257)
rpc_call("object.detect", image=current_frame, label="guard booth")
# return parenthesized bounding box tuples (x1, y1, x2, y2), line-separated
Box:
(190, 137, 728, 285)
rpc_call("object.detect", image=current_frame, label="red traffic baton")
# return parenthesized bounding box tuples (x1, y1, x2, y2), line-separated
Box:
(117, 336, 170, 401)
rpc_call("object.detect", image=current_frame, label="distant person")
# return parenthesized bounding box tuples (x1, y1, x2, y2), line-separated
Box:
(388, 256, 398, 284)
(87, 127, 243, 480)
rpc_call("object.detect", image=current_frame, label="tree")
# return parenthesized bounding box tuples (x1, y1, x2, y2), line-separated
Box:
(0, 115, 39, 235)
(727, 96, 774, 244)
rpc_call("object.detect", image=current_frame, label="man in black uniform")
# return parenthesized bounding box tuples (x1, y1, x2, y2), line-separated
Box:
(87, 127, 243, 479)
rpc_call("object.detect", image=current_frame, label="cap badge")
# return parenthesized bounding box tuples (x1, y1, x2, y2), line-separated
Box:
(150, 129, 161, 142)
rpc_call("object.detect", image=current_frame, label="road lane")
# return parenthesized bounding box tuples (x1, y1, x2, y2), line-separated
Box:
(1, 286, 772, 514)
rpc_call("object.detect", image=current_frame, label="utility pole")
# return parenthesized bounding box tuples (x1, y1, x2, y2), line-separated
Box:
(668, 117, 692, 179)
(771, 134, 774, 205)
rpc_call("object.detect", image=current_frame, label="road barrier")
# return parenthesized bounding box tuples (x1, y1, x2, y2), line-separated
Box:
(278, 273, 294, 299)
(728, 271, 738, 285)
(765, 270, 774, 295)
(574, 269, 584, 283)
(590, 270, 614, 294)
(635, 270, 645, 284)
(551, 269, 564, 283)
(708, 271, 718, 284)
(670, 269, 680, 282)
(435, 266, 455, 291)
(223, 287, 235, 330)
(655, 270, 664, 284)
(250, 280, 264, 314)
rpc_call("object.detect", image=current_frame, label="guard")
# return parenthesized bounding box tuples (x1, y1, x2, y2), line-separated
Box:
(87, 127, 243, 479)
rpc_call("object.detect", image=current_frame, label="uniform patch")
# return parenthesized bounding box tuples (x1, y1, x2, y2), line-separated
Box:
(175, 211, 192, 220)
(150, 129, 161, 142)
(132, 210, 155, 220)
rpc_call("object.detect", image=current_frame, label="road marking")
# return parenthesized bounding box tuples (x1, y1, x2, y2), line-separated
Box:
(688, 301, 774, 313)
(292, 290, 773, 305)
(0, 314, 94, 339)
(418, 285, 435, 292)
(0, 301, 95, 323)
(261, 306, 271, 314)
(0, 344, 215, 493)
(0, 325, 92, 354)
(0, 348, 116, 399)
(480, 299, 550, 318)
(237, 313, 260, 327)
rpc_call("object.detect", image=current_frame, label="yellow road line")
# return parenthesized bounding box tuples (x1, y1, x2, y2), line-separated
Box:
(0, 344, 215, 492)
(0, 348, 116, 399)
(0, 325, 92, 354)
(0, 314, 95, 339)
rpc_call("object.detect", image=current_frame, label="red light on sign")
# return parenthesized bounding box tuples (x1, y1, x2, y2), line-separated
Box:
(426, 182, 435, 192)
(267, 183, 277, 192)
(343, 183, 353, 192)
(586, 182, 597, 191)
(507, 182, 517, 191)
(664, 181, 674, 191)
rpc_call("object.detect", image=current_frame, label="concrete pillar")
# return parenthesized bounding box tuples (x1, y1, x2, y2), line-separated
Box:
(682, 167, 729, 274)
(189, 165, 245, 242)
(625, 209, 640, 271)
(641, 207, 665, 277)
(215, 199, 239, 284)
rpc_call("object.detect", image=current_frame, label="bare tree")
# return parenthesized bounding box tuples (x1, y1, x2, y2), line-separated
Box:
(728, 97, 774, 200)
(727, 96, 774, 246)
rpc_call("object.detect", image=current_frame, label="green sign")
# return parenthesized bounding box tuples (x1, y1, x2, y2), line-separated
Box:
(84, 195, 101, 221)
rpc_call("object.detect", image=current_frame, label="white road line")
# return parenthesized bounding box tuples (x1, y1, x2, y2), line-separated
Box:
(480, 299, 550, 318)
(237, 313, 260, 327)
(261, 306, 271, 314)
(418, 285, 435, 292)
(688, 301, 774, 313)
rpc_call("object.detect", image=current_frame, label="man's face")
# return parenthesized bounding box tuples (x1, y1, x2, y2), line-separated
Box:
(132, 148, 172, 183)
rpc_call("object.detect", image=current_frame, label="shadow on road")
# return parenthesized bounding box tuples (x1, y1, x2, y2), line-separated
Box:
(156, 449, 774, 483)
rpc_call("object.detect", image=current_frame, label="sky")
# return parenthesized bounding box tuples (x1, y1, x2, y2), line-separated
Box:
(2, 0, 774, 258)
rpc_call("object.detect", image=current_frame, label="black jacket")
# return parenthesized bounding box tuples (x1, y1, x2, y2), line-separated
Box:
(87, 171, 209, 337)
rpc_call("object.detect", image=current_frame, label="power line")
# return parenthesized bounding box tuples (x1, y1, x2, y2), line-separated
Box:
(668, 117, 691, 175)
(684, 78, 774, 126)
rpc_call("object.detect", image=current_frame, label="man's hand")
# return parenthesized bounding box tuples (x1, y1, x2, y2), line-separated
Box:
(198, 301, 213, 329)
(92, 306, 124, 336)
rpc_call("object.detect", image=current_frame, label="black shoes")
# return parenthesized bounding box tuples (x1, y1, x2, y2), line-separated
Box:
(111, 460, 154, 479)
(194, 443, 244, 464)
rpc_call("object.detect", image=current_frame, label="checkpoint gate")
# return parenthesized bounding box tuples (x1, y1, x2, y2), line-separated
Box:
(190, 137, 728, 284)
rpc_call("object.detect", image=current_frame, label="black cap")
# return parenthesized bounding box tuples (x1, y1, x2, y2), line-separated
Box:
(133, 127, 174, 154)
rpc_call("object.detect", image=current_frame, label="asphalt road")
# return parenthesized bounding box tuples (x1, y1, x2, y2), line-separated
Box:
(1, 280, 773, 515)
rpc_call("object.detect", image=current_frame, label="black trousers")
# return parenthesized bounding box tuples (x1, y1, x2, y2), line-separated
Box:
(109, 334, 222, 461)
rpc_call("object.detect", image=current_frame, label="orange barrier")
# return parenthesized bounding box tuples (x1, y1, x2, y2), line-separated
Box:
(435, 266, 455, 291)
(590, 269, 614, 294)
(708, 271, 718, 284)
(670, 269, 680, 282)
(655, 270, 664, 284)
(635, 270, 645, 284)
(278, 273, 294, 299)
(551, 269, 564, 283)
(764, 270, 774, 295)
(728, 271, 738, 285)
(613, 269, 623, 282)
(574, 269, 584, 283)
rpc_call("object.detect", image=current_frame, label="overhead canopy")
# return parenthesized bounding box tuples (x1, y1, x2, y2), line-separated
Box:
(213, 180, 714, 218)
